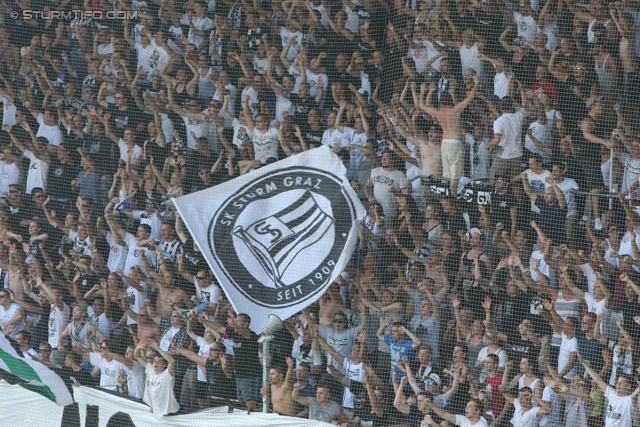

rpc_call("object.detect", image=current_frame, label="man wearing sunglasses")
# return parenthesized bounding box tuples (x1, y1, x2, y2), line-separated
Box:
(305, 310, 366, 377)
(170, 339, 236, 404)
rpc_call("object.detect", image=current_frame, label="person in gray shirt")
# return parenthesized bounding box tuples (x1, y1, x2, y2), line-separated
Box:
(293, 382, 344, 424)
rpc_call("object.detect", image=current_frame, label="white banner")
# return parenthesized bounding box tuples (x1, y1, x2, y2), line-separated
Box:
(0, 381, 334, 427)
(0, 332, 73, 406)
(173, 146, 365, 332)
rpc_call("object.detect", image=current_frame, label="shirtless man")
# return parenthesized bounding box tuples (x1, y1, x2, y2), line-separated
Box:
(157, 271, 192, 318)
(317, 282, 347, 327)
(261, 356, 296, 416)
(397, 122, 443, 198)
(419, 76, 479, 192)
(610, 4, 638, 106)
(133, 306, 161, 342)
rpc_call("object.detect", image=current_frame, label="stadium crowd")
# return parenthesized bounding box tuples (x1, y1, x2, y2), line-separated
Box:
(1, 0, 640, 426)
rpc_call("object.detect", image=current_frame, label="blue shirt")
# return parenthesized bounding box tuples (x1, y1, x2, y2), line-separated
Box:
(576, 330, 605, 376)
(384, 335, 414, 378)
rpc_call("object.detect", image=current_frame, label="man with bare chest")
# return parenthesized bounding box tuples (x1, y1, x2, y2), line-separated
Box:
(260, 357, 296, 416)
(156, 271, 191, 318)
(134, 307, 161, 342)
(420, 77, 479, 193)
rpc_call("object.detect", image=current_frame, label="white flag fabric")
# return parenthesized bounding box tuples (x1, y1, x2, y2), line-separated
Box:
(0, 332, 73, 406)
(173, 146, 365, 333)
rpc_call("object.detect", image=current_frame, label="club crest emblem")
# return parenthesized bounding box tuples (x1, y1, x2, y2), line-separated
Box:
(209, 167, 358, 308)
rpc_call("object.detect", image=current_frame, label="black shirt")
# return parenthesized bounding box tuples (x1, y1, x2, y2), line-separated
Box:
(205, 358, 236, 399)
(303, 126, 324, 147)
(289, 94, 317, 127)
(226, 327, 262, 379)
(47, 158, 79, 200)
(443, 210, 466, 233)
(106, 105, 141, 138)
(535, 199, 566, 246)
(490, 191, 517, 231)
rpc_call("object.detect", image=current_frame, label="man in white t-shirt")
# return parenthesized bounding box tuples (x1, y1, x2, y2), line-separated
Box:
(486, 97, 527, 182)
(75, 343, 124, 392)
(501, 386, 551, 427)
(427, 397, 489, 427)
(335, 101, 369, 176)
(516, 154, 552, 215)
(185, 0, 213, 50)
(551, 162, 579, 248)
(113, 223, 157, 277)
(244, 102, 280, 163)
(579, 353, 640, 427)
(29, 108, 63, 147)
(104, 119, 143, 174)
(0, 145, 19, 196)
(177, 256, 220, 320)
(364, 151, 408, 217)
(35, 277, 70, 350)
(5, 122, 49, 194)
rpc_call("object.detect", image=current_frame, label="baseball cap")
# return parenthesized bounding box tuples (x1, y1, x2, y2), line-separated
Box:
(586, 96, 603, 109)
(426, 373, 441, 386)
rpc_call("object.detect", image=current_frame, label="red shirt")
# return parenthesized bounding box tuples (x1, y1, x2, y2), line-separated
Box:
(484, 374, 505, 416)
(530, 82, 557, 101)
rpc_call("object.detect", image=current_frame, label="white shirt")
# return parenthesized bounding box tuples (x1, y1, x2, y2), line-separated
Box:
(195, 336, 214, 382)
(493, 108, 526, 159)
(148, 40, 170, 76)
(342, 358, 364, 408)
(279, 27, 302, 61)
(342, 127, 368, 172)
(494, 72, 509, 99)
(558, 332, 578, 379)
(252, 127, 280, 163)
(514, 12, 538, 43)
(460, 43, 483, 78)
(0, 95, 16, 129)
(90, 352, 123, 391)
(241, 86, 259, 119)
(187, 16, 213, 48)
(553, 178, 579, 217)
(0, 161, 19, 195)
(36, 113, 63, 146)
(231, 117, 253, 148)
(48, 303, 70, 349)
(182, 114, 203, 150)
(409, 39, 442, 74)
(23, 150, 49, 194)
(604, 386, 635, 427)
(134, 42, 155, 76)
(125, 282, 147, 325)
(117, 139, 143, 164)
(456, 414, 489, 427)
(322, 128, 347, 149)
(123, 233, 155, 277)
(0, 303, 23, 337)
(143, 364, 180, 416)
(370, 167, 408, 217)
(105, 231, 127, 273)
(524, 121, 550, 164)
(132, 210, 163, 242)
(511, 399, 541, 427)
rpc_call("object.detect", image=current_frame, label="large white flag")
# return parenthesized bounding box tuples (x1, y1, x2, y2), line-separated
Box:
(173, 146, 365, 333)
(0, 332, 73, 406)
